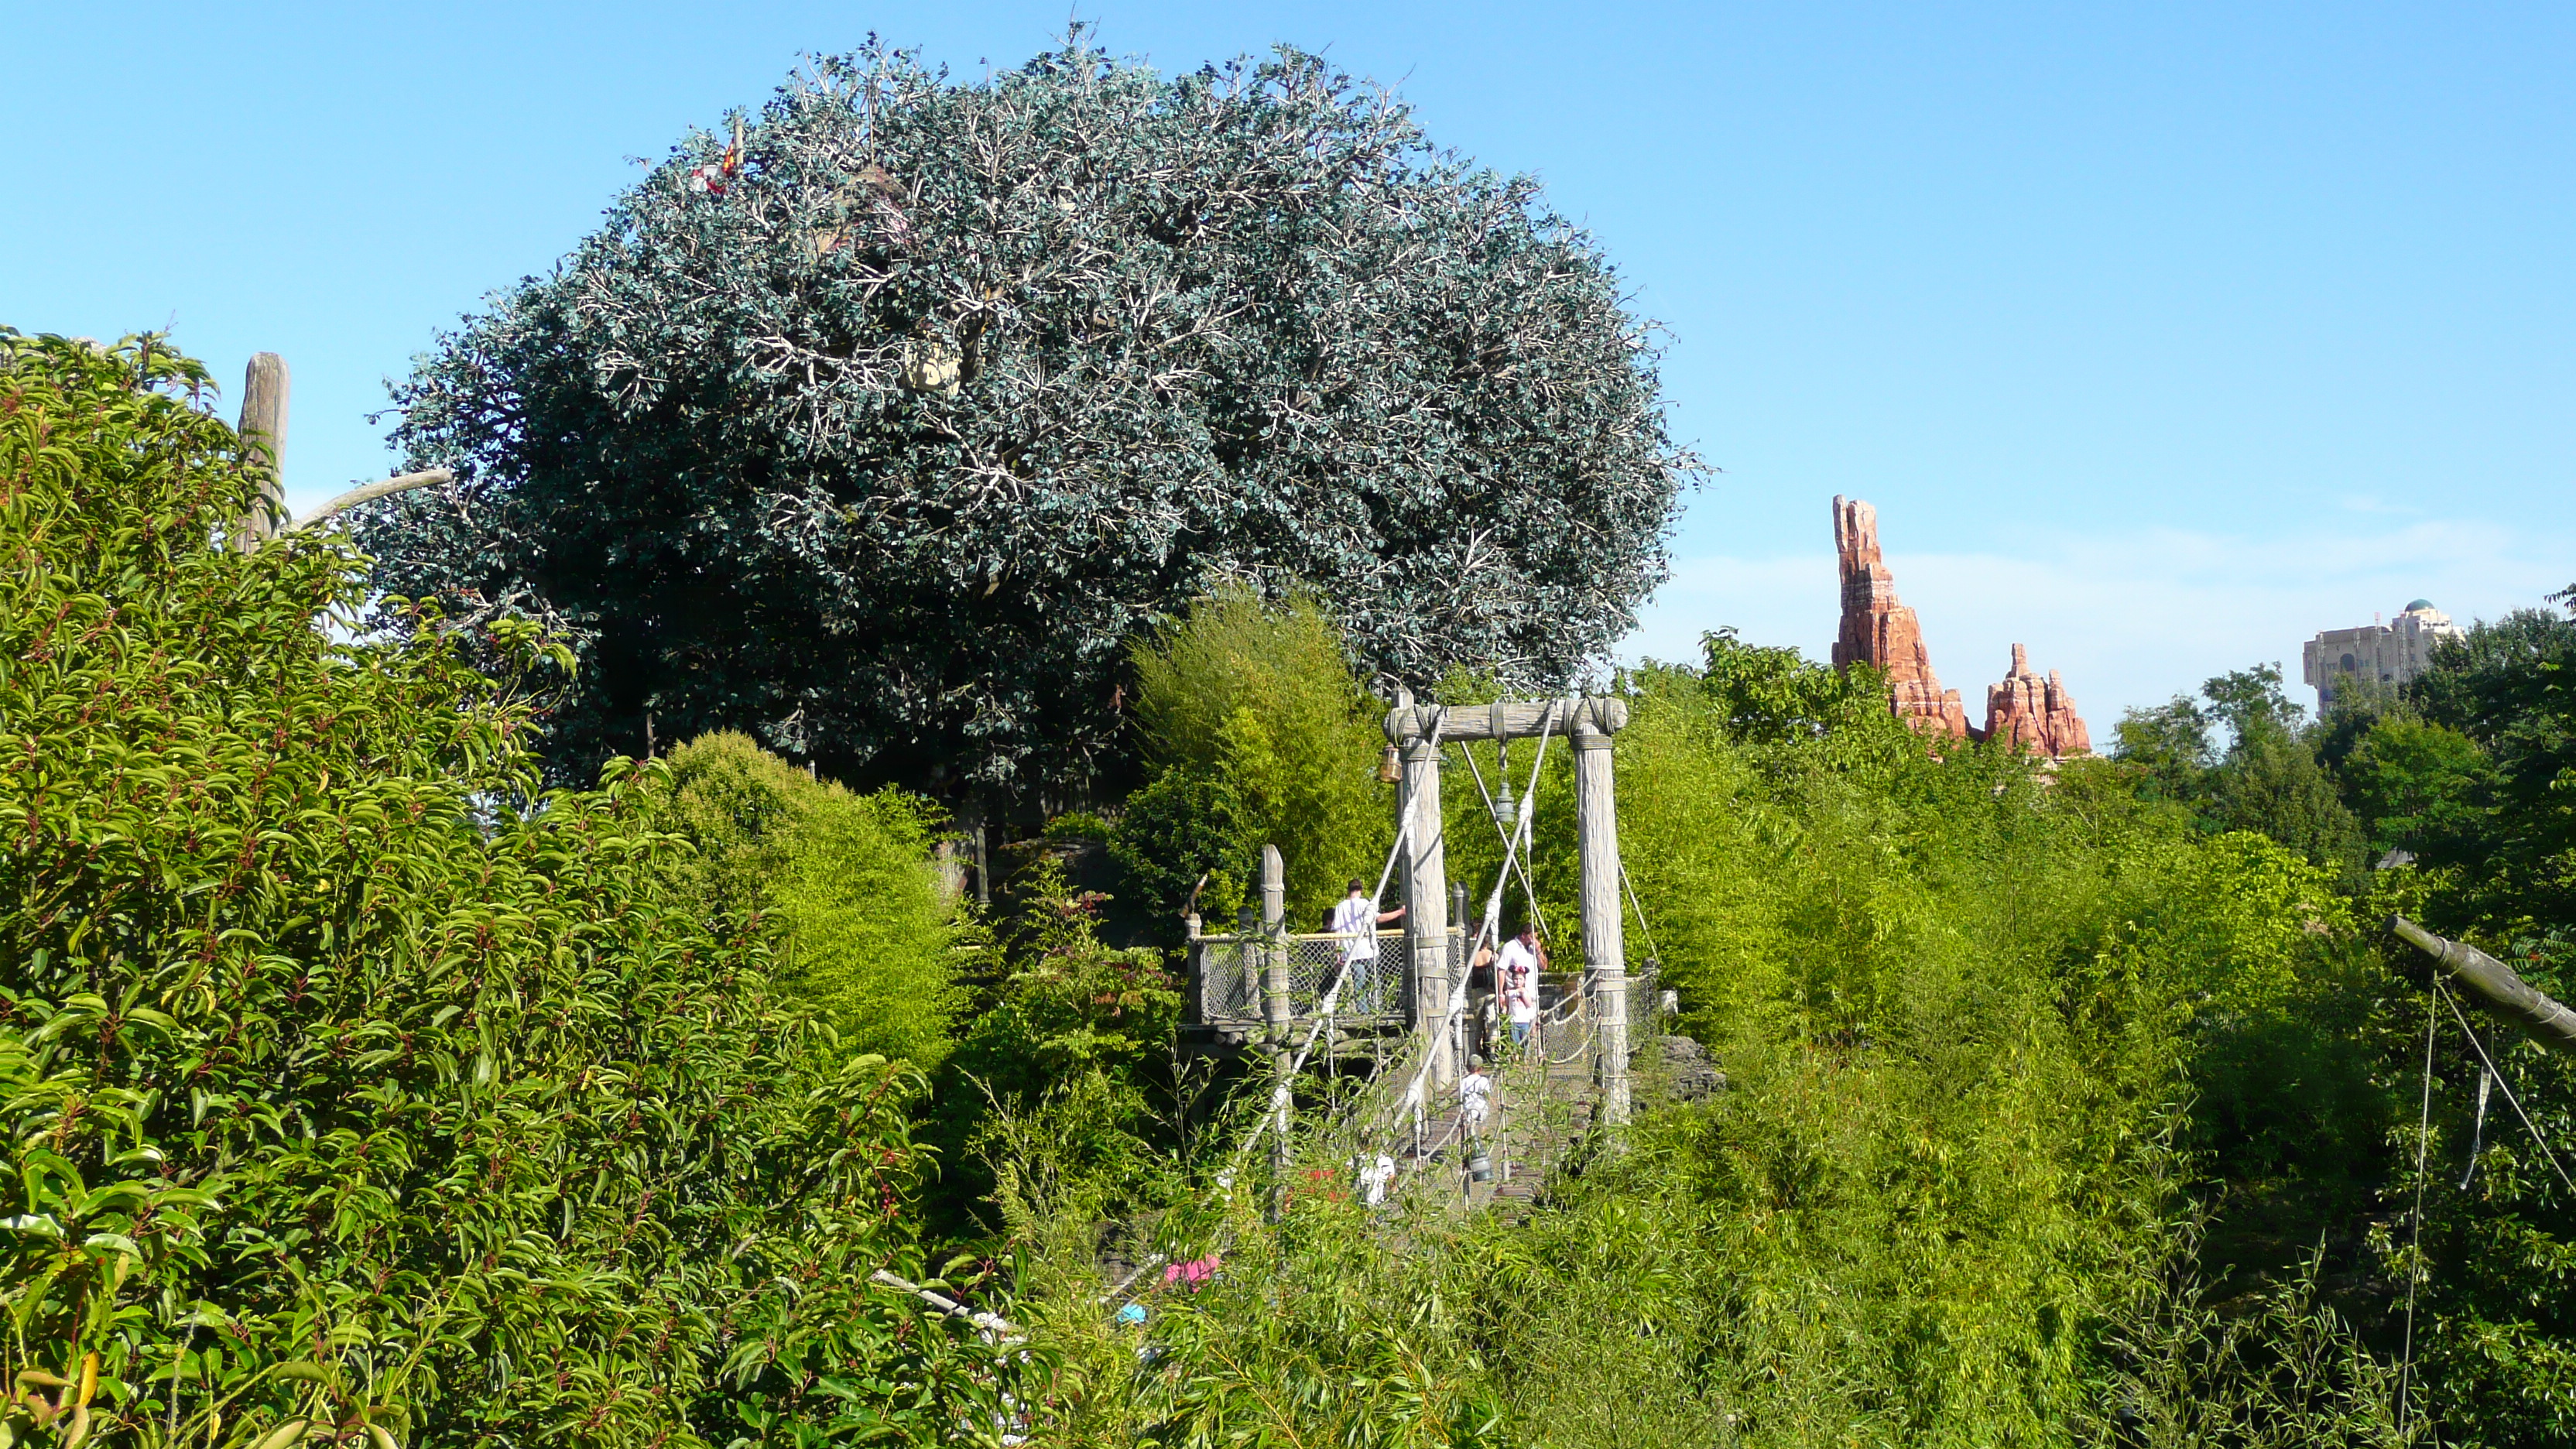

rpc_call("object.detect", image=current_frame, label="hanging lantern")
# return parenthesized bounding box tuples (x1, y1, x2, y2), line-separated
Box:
(1378, 742, 1400, 784)
(1493, 779, 1518, 828)
(1493, 735, 1517, 827)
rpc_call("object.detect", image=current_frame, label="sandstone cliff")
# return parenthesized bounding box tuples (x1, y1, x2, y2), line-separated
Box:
(1831, 495, 1971, 739)
(1982, 643, 2092, 757)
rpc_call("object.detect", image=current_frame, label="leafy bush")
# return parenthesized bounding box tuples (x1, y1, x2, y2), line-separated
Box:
(0, 332, 993, 1449)
(655, 731, 968, 1067)
(1115, 587, 1394, 930)
(923, 862, 1189, 1242)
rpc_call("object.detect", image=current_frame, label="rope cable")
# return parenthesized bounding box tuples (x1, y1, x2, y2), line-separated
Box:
(2461, 1067, 2493, 1192)
(1618, 859, 1663, 965)
(2440, 985, 2576, 1196)
(2398, 978, 2440, 1435)
(1457, 731, 1550, 944)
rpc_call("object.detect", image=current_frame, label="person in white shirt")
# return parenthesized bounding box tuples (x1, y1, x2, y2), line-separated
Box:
(1327, 879, 1404, 1012)
(1458, 1056, 1495, 1140)
(1493, 926, 1547, 1050)
(1359, 1152, 1396, 1207)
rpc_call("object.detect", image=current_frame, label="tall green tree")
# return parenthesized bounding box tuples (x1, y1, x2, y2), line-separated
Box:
(358, 35, 1697, 801)
(2404, 600, 2576, 934)
(2113, 664, 2364, 875)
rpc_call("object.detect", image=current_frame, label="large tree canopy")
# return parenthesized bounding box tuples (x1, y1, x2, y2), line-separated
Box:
(363, 36, 1695, 799)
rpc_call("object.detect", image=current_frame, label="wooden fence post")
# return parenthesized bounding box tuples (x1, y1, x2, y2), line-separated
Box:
(1260, 844, 1291, 1175)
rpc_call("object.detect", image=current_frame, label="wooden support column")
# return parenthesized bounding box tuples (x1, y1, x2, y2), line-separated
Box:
(1260, 844, 1291, 1170)
(1392, 708, 1453, 1089)
(1573, 697, 1632, 1125)
(233, 352, 289, 550)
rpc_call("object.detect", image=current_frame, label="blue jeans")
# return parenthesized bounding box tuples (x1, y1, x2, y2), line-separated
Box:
(1510, 1020, 1532, 1048)
(1343, 957, 1373, 1010)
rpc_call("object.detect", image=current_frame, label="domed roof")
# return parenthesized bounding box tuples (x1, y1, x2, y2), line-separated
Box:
(2404, 598, 2435, 613)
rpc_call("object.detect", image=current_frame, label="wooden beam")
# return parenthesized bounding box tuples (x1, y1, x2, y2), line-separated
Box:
(2389, 916, 2576, 1057)
(1383, 697, 1629, 745)
(289, 468, 454, 532)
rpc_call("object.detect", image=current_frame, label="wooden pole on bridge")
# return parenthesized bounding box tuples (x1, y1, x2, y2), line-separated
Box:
(1572, 697, 1632, 1125)
(1395, 694, 1454, 1090)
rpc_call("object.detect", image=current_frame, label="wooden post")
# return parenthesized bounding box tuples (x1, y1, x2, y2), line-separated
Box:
(1393, 707, 1452, 1089)
(1573, 696, 1632, 1125)
(234, 352, 289, 550)
(1261, 844, 1291, 1172)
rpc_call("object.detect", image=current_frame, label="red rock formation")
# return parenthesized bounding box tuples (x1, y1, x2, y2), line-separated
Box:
(1831, 496, 1971, 738)
(1982, 643, 2092, 757)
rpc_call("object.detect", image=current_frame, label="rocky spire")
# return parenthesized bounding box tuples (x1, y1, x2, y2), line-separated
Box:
(1982, 642, 2092, 757)
(1831, 496, 1971, 738)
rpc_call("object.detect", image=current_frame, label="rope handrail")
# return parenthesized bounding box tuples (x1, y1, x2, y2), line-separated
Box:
(1618, 858, 1664, 965)
(1228, 815, 1415, 1171)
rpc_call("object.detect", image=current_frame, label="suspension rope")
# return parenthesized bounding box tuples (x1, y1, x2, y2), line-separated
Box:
(1618, 859, 1663, 965)
(1457, 733, 1550, 944)
(2398, 978, 2440, 1435)
(2440, 985, 2576, 1195)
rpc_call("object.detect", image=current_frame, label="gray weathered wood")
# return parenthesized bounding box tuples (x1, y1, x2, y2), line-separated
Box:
(1384, 697, 1629, 745)
(1261, 844, 1291, 1173)
(1399, 720, 1454, 1088)
(234, 353, 289, 549)
(2390, 915, 2576, 1057)
(1574, 708, 1631, 1125)
(289, 468, 454, 532)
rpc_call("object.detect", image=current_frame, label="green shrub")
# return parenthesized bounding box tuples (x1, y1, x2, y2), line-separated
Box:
(1118, 587, 1393, 929)
(656, 731, 968, 1068)
(0, 332, 993, 1449)
(924, 862, 1187, 1242)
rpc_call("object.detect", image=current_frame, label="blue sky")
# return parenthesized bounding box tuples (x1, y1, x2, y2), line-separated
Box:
(10, 2, 2571, 724)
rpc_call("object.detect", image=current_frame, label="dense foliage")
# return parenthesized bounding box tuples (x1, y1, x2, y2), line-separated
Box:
(2105, 608, 2576, 1446)
(988, 632, 2417, 1445)
(0, 333, 997, 1449)
(359, 34, 1696, 799)
(1112, 587, 1394, 932)
(32, 320, 2576, 1445)
(922, 862, 1190, 1242)
(2114, 663, 2366, 879)
(2402, 605, 2576, 937)
(653, 731, 968, 1067)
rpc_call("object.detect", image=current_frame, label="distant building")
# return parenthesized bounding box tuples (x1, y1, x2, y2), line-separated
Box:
(2301, 600, 2465, 712)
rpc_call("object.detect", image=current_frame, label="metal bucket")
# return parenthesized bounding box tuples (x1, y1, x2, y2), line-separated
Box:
(1468, 1149, 1492, 1183)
